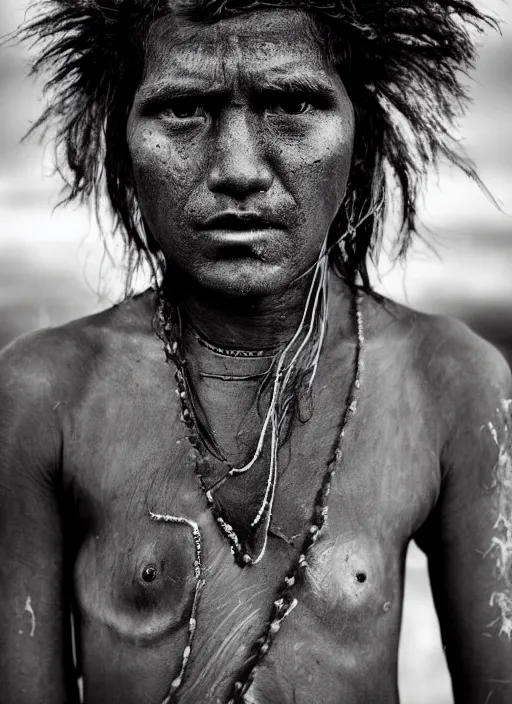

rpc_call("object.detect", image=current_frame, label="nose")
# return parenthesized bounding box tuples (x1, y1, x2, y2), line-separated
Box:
(206, 110, 273, 199)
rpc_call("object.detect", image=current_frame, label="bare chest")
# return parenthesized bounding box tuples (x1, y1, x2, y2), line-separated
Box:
(66, 358, 440, 703)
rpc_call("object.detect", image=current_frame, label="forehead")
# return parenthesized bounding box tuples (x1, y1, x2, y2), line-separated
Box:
(143, 10, 330, 86)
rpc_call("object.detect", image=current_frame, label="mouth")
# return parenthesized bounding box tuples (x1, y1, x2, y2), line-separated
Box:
(195, 212, 285, 262)
(197, 212, 281, 232)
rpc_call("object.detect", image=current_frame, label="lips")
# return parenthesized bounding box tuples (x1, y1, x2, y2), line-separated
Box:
(197, 212, 280, 231)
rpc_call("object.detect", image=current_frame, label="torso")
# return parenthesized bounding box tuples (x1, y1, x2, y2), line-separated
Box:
(57, 286, 442, 704)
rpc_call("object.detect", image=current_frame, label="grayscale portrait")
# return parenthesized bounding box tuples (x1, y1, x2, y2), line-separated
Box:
(0, 1, 511, 703)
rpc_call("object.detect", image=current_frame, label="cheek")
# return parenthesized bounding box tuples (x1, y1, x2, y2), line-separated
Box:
(127, 119, 200, 227)
(322, 122, 354, 191)
(306, 118, 354, 204)
(275, 115, 354, 216)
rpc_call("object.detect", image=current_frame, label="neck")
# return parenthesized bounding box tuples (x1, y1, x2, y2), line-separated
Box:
(165, 273, 321, 351)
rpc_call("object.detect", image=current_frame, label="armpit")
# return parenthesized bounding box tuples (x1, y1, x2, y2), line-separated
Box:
(487, 399, 512, 637)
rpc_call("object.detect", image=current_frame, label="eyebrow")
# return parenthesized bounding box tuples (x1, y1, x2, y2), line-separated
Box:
(135, 72, 337, 111)
(254, 74, 336, 97)
(135, 80, 220, 109)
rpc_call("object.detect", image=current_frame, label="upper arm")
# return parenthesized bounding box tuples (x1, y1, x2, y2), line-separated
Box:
(0, 332, 79, 703)
(417, 319, 512, 703)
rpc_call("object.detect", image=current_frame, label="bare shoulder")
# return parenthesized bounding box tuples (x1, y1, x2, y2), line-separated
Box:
(417, 309, 510, 392)
(365, 292, 512, 464)
(0, 290, 157, 445)
(366, 292, 511, 402)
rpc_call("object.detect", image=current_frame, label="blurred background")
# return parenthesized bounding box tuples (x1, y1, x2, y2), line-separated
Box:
(1, 1, 511, 702)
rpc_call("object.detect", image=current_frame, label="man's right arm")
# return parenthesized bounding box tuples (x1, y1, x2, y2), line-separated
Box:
(0, 331, 79, 704)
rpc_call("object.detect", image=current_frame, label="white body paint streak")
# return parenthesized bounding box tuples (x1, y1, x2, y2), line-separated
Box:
(24, 596, 36, 637)
(488, 399, 512, 637)
(487, 421, 498, 445)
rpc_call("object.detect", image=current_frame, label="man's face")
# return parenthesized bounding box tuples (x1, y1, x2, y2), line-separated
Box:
(127, 9, 355, 297)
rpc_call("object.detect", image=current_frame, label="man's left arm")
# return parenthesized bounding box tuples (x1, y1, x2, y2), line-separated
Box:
(419, 327, 512, 703)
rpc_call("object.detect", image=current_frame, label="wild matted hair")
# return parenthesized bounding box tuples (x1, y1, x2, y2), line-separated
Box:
(17, 0, 496, 289)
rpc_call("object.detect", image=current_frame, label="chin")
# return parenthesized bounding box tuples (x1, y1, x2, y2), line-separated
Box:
(196, 259, 290, 299)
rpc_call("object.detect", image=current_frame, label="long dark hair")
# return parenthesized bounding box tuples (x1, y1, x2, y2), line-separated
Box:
(17, 0, 497, 290)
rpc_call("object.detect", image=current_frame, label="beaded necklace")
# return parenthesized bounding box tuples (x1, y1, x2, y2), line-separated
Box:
(156, 239, 330, 567)
(156, 299, 279, 566)
(191, 328, 280, 359)
(152, 286, 364, 703)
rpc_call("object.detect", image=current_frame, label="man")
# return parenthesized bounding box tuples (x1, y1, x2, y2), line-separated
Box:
(1, 1, 511, 703)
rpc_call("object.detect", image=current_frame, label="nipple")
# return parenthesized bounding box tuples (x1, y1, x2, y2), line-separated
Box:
(142, 565, 157, 583)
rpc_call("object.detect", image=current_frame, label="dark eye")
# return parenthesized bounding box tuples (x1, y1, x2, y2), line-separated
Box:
(161, 99, 205, 120)
(268, 97, 312, 115)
